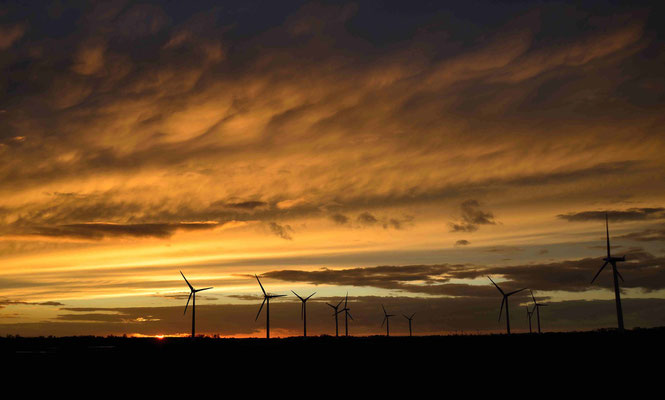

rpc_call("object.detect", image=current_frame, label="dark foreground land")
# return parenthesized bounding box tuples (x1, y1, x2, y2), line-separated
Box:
(3, 327, 663, 361)
(2, 328, 663, 386)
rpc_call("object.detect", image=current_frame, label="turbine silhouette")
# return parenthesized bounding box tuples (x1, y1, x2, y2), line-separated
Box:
(339, 292, 354, 336)
(292, 290, 316, 337)
(530, 290, 548, 333)
(381, 304, 395, 337)
(591, 213, 626, 331)
(326, 299, 344, 337)
(488, 276, 526, 335)
(180, 271, 213, 339)
(254, 275, 286, 339)
(403, 313, 416, 337)
(526, 305, 535, 334)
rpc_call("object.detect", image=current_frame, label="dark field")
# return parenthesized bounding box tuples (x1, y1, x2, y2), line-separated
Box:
(3, 328, 663, 365)
(3, 328, 662, 389)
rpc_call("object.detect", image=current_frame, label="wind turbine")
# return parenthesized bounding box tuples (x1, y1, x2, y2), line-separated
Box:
(403, 313, 416, 337)
(292, 290, 316, 337)
(326, 298, 344, 337)
(340, 292, 354, 337)
(526, 305, 535, 334)
(530, 290, 548, 333)
(591, 213, 627, 331)
(488, 276, 526, 334)
(180, 271, 213, 339)
(381, 304, 395, 337)
(254, 275, 286, 339)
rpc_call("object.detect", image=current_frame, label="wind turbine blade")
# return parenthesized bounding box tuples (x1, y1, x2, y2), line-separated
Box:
(487, 276, 504, 295)
(255, 297, 267, 321)
(180, 271, 194, 291)
(381, 316, 386, 327)
(271, 294, 287, 298)
(616, 268, 625, 282)
(255, 275, 267, 295)
(326, 303, 335, 309)
(606, 213, 611, 258)
(403, 314, 409, 319)
(410, 312, 416, 319)
(507, 288, 527, 296)
(336, 299, 344, 308)
(344, 292, 348, 308)
(195, 287, 213, 292)
(498, 297, 505, 322)
(291, 290, 303, 301)
(184, 292, 192, 314)
(381, 304, 387, 315)
(347, 312, 354, 321)
(305, 292, 316, 300)
(530, 289, 536, 304)
(591, 261, 609, 284)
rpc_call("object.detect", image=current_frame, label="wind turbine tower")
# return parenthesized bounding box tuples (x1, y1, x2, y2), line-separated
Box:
(403, 313, 416, 337)
(254, 275, 286, 339)
(180, 271, 213, 339)
(530, 290, 548, 334)
(488, 276, 526, 335)
(591, 213, 627, 331)
(326, 299, 344, 337)
(292, 290, 316, 337)
(381, 304, 395, 337)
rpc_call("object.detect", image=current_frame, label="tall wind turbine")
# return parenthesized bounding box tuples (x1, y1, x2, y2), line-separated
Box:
(381, 304, 395, 337)
(255, 275, 286, 339)
(526, 305, 535, 334)
(591, 213, 626, 331)
(292, 290, 316, 337)
(530, 290, 548, 334)
(180, 271, 213, 339)
(340, 292, 354, 337)
(403, 313, 416, 337)
(488, 276, 526, 335)
(326, 299, 344, 337)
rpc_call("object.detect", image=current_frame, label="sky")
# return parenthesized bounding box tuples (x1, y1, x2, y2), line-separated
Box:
(1, 0, 665, 337)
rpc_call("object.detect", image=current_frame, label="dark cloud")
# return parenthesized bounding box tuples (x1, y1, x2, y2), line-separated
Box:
(330, 213, 349, 225)
(558, 208, 665, 222)
(30, 222, 221, 240)
(225, 294, 265, 301)
(382, 215, 414, 230)
(455, 240, 470, 247)
(0, 23, 26, 49)
(617, 226, 665, 242)
(357, 212, 378, 226)
(263, 250, 665, 295)
(484, 246, 523, 254)
(153, 293, 217, 301)
(213, 200, 268, 210)
(354, 212, 412, 230)
(268, 222, 294, 240)
(0, 299, 64, 307)
(450, 200, 496, 232)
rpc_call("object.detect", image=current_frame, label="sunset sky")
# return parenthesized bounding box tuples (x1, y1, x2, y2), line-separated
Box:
(1, 0, 664, 337)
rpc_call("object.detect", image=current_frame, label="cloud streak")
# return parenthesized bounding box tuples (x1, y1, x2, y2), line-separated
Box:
(558, 208, 665, 222)
(264, 250, 665, 295)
